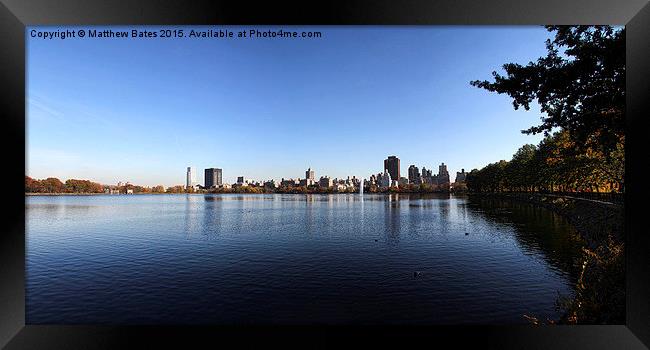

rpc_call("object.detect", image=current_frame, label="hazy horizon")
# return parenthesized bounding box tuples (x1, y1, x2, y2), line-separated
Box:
(27, 25, 552, 187)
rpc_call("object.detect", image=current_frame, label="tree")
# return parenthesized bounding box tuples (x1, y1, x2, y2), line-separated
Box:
(65, 179, 103, 193)
(471, 26, 624, 157)
(25, 176, 41, 193)
(452, 182, 467, 193)
(166, 185, 185, 193)
(507, 144, 537, 192)
(40, 177, 65, 193)
(470, 26, 624, 193)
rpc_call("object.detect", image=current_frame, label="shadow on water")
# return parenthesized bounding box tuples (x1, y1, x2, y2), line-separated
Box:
(463, 195, 585, 282)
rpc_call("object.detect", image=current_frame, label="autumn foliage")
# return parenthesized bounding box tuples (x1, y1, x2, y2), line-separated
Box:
(26, 176, 104, 193)
(468, 26, 625, 194)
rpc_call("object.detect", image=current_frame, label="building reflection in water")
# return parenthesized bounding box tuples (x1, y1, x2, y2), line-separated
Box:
(183, 194, 201, 239)
(202, 195, 225, 238)
(304, 194, 315, 234)
(383, 194, 401, 246)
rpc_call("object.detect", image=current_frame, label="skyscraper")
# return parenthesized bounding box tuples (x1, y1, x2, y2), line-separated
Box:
(306, 167, 315, 181)
(186, 167, 196, 189)
(437, 162, 450, 184)
(408, 165, 420, 184)
(421, 166, 433, 184)
(379, 169, 392, 187)
(384, 156, 400, 182)
(204, 168, 223, 188)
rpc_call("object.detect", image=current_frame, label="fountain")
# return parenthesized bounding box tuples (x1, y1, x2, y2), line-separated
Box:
(360, 178, 364, 195)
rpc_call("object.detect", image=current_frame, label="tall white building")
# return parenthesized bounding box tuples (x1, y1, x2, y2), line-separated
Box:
(186, 167, 196, 189)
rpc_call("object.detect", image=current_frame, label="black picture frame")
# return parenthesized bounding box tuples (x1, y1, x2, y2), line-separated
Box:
(2, 0, 649, 348)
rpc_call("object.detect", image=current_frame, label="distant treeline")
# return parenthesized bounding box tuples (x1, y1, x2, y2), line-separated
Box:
(25, 176, 468, 195)
(25, 177, 104, 193)
(466, 130, 624, 193)
(25, 176, 167, 194)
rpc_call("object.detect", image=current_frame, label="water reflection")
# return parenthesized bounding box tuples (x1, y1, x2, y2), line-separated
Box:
(383, 197, 401, 246)
(26, 194, 585, 324)
(464, 196, 584, 281)
(202, 195, 224, 238)
(304, 195, 315, 234)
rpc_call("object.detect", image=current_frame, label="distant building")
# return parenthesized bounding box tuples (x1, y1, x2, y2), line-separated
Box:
(398, 177, 409, 186)
(299, 178, 316, 186)
(126, 188, 134, 194)
(236, 176, 253, 187)
(455, 168, 467, 183)
(186, 167, 196, 189)
(104, 187, 120, 194)
(237, 176, 253, 186)
(384, 156, 400, 182)
(319, 176, 333, 188)
(408, 165, 421, 184)
(378, 170, 392, 188)
(263, 180, 277, 189)
(281, 178, 299, 187)
(204, 168, 223, 188)
(421, 166, 434, 184)
(368, 174, 377, 186)
(305, 168, 315, 181)
(437, 163, 450, 184)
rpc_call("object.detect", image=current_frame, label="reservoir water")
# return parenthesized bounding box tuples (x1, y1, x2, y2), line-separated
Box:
(26, 193, 584, 324)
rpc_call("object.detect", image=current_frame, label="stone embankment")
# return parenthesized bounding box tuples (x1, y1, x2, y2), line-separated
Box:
(470, 192, 624, 248)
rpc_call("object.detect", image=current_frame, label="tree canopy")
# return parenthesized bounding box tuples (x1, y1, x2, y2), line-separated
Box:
(471, 26, 625, 156)
(466, 131, 624, 193)
(469, 26, 625, 193)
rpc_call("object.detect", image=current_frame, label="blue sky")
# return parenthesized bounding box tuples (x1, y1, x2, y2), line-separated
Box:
(27, 26, 553, 187)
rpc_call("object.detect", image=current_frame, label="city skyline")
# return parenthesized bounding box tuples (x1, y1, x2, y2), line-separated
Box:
(184, 155, 455, 190)
(24, 155, 463, 189)
(27, 26, 552, 187)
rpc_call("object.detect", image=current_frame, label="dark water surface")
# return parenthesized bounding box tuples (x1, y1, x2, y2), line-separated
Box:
(26, 193, 585, 324)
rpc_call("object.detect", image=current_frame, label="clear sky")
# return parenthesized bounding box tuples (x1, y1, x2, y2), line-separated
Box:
(27, 26, 553, 187)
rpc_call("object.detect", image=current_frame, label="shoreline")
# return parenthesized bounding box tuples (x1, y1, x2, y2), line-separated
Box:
(467, 192, 624, 248)
(25, 192, 460, 196)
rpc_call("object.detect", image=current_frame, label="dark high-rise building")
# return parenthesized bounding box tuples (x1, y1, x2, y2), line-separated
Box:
(306, 167, 315, 181)
(408, 165, 420, 184)
(204, 168, 223, 188)
(455, 168, 467, 183)
(384, 156, 400, 182)
(437, 163, 450, 184)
